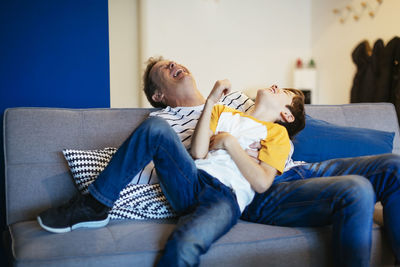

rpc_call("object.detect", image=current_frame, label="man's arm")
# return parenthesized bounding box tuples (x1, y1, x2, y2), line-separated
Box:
(210, 132, 277, 193)
(191, 79, 232, 159)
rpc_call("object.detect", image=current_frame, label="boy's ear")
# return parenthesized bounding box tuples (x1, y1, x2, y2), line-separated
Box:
(152, 90, 164, 103)
(281, 111, 294, 123)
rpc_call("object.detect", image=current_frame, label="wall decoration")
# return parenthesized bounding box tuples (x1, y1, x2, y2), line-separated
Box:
(333, 0, 382, 23)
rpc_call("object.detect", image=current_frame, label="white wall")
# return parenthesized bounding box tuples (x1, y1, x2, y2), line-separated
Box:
(139, 0, 312, 106)
(311, 0, 400, 104)
(108, 0, 140, 107)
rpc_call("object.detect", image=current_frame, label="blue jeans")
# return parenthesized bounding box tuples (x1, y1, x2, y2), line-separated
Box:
(88, 117, 241, 266)
(242, 154, 400, 266)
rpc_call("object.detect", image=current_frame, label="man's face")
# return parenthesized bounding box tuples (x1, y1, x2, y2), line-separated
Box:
(149, 60, 194, 102)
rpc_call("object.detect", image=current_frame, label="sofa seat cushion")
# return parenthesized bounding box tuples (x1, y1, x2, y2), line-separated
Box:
(9, 220, 393, 266)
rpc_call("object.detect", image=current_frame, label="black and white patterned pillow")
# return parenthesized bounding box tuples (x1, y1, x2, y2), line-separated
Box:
(62, 148, 177, 220)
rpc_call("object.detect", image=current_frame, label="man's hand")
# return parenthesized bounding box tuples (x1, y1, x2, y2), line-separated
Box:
(207, 79, 232, 104)
(245, 141, 261, 164)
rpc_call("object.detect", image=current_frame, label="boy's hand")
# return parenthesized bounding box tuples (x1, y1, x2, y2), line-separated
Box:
(245, 141, 261, 164)
(209, 132, 234, 150)
(207, 79, 232, 104)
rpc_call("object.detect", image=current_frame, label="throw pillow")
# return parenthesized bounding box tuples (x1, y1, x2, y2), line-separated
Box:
(292, 115, 395, 162)
(62, 148, 177, 220)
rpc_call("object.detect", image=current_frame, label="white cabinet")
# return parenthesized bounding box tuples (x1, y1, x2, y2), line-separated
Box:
(293, 68, 317, 104)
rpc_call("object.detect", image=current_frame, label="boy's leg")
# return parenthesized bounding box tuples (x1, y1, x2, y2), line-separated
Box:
(242, 173, 375, 267)
(305, 154, 400, 261)
(157, 181, 241, 267)
(38, 116, 199, 232)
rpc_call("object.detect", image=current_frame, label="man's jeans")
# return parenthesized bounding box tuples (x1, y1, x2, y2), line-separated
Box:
(242, 154, 400, 266)
(88, 117, 241, 266)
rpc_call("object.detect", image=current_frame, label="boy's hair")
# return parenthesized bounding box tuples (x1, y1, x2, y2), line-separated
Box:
(275, 88, 306, 139)
(143, 56, 167, 108)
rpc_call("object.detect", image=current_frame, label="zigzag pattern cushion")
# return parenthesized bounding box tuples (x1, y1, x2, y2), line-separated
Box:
(62, 148, 177, 220)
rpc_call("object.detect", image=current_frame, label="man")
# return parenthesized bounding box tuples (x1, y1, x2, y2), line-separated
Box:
(39, 57, 400, 266)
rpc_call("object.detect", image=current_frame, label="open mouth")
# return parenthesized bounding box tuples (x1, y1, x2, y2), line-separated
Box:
(268, 85, 280, 94)
(173, 68, 184, 78)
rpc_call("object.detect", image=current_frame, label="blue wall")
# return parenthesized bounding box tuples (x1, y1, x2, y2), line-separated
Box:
(0, 0, 110, 110)
(0, 0, 110, 263)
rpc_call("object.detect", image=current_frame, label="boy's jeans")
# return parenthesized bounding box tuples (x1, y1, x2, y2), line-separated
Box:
(89, 117, 241, 266)
(242, 154, 400, 266)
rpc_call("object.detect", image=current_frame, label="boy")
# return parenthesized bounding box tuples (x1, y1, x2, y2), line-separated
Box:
(190, 80, 305, 213)
(157, 80, 305, 266)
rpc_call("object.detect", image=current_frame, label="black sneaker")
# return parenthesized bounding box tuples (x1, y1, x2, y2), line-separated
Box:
(37, 194, 110, 234)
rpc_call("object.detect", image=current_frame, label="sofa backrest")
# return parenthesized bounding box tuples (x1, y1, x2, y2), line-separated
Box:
(4, 108, 153, 225)
(3, 103, 400, 225)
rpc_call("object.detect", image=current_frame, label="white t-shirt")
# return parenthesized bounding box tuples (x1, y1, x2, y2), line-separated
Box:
(195, 105, 291, 212)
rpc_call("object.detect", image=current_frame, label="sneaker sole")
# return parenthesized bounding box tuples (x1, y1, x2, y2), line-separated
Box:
(37, 215, 110, 234)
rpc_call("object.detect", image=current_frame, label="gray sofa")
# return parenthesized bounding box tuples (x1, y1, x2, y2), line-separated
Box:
(3, 103, 400, 266)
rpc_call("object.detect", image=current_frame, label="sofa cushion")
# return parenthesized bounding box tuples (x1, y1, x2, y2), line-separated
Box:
(62, 148, 177, 220)
(292, 115, 395, 162)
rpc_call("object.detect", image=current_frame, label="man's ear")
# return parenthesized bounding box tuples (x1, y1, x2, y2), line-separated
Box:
(151, 90, 164, 103)
(281, 111, 294, 123)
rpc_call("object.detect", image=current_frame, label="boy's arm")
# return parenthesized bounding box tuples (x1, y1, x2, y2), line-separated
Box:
(191, 79, 232, 159)
(210, 132, 277, 193)
(190, 99, 214, 159)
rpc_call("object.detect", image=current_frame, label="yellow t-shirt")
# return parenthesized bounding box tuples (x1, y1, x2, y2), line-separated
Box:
(195, 104, 291, 212)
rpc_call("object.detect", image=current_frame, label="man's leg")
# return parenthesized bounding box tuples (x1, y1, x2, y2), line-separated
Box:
(38, 116, 199, 232)
(242, 173, 375, 267)
(305, 154, 400, 261)
(89, 116, 199, 212)
(157, 178, 241, 267)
